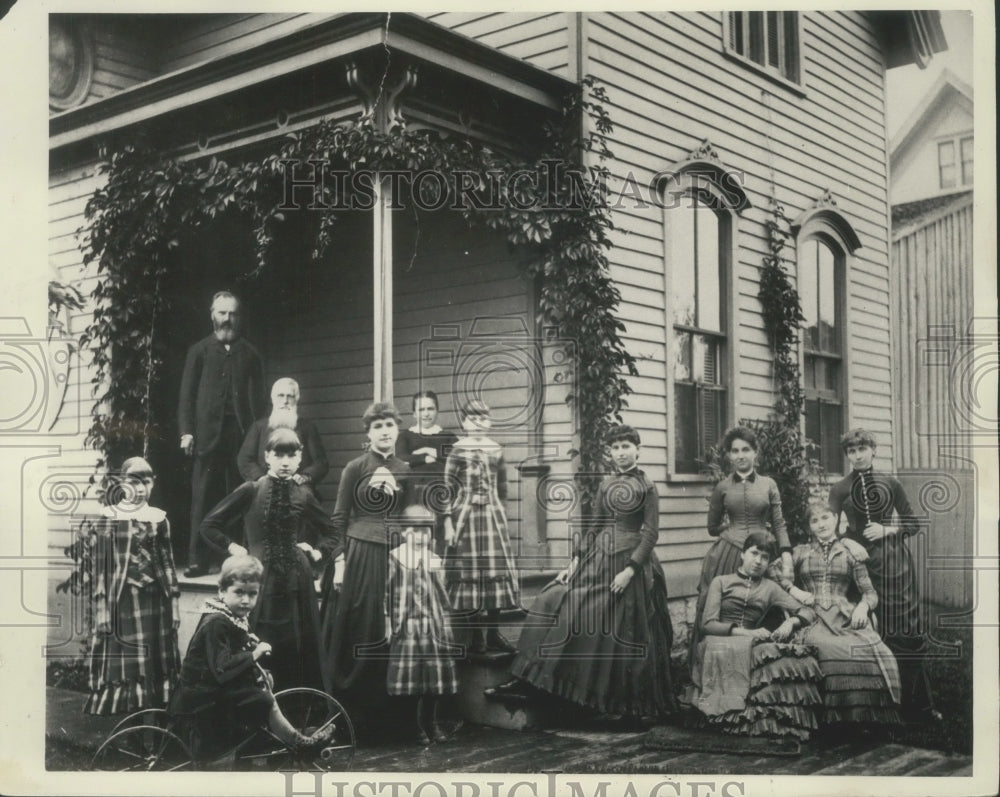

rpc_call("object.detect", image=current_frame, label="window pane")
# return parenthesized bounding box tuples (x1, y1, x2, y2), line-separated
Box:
(804, 397, 821, 464)
(692, 334, 720, 384)
(748, 12, 764, 64)
(961, 136, 974, 185)
(670, 204, 696, 327)
(800, 240, 819, 350)
(696, 203, 721, 331)
(700, 387, 724, 456)
(820, 401, 843, 472)
(782, 12, 798, 81)
(674, 329, 692, 381)
(824, 358, 840, 392)
(818, 241, 837, 352)
(804, 354, 817, 389)
(674, 382, 697, 473)
(939, 141, 957, 189)
(728, 12, 743, 53)
(767, 11, 780, 67)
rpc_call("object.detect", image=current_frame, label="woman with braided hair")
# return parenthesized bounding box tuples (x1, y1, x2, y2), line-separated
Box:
(200, 428, 338, 692)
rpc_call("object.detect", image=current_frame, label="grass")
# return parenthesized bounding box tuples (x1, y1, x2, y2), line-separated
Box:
(889, 621, 972, 755)
(46, 659, 89, 693)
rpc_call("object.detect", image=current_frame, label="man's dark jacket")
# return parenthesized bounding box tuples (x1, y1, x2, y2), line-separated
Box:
(178, 335, 266, 456)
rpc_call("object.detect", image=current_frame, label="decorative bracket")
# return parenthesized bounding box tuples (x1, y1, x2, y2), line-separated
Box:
(814, 188, 838, 208)
(345, 61, 418, 131)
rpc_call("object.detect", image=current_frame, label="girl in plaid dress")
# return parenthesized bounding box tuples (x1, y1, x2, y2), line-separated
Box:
(84, 457, 182, 715)
(385, 505, 459, 744)
(443, 400, 520, 654)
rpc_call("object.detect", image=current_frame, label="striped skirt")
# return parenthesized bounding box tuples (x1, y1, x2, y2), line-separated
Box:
(85, 584, 181, 715)
(446, 500, 519, 612)
(386, 622, 460, 696)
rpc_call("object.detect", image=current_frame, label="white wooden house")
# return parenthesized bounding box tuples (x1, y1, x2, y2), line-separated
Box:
(48, 11, 947, 650)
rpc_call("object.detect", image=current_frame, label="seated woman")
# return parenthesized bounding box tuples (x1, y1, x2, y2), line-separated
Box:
(783, 500, 902, 727)
(692, 532, 822, 740)
(170, 555, 332, 765)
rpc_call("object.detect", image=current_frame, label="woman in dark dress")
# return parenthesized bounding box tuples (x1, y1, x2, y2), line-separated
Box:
(689, 426, 794, 673)
(827, 428, 940, 722)
(487, 425, 677, 726)
(319, 402, 409, 712)
(396, 390, 457, 554)
(200, 428, 337, 693)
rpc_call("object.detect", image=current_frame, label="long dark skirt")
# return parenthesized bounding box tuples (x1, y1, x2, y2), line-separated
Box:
(320, 538, 390, 707)
(864, 537, 935, 713)
(688, 538, 743, 672)
(251, 549, 325, 692)
(512, 545, 677, 718)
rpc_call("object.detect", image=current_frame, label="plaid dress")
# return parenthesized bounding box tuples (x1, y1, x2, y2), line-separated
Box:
(444, 438, 519, 611)
(385, 543, 459, 696)
(791, 539, 902, 725)
(83, 506, 181, 715)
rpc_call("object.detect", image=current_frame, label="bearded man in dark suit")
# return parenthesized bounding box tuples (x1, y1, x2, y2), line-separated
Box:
(178, 291, 266, 576)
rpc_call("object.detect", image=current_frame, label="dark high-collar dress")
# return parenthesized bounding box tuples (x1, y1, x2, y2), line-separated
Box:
(319, 449, 409, 704)
(200, 475, 337, 692)
(511, 467, 677, 717)
(828, 467, 935, 715)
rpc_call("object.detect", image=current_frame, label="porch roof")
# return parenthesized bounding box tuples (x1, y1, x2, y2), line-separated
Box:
(49, 12, 575, 153)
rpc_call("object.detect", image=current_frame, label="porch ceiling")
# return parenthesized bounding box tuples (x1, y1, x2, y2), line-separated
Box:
(49, 12, 575, 155)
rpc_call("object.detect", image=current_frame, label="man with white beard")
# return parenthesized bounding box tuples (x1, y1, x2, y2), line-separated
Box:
(178, 291, 266, 577)
(238, 377, 329, 491)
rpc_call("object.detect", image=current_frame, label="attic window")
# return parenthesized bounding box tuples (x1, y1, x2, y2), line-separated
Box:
(724, 11, 801, 86)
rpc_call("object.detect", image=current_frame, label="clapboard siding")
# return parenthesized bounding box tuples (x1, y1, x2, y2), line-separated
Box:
(159, 14, 319, 72)
(582, 11, 895, 578)
(891, 200, 974, 471)
(424, 12, 571, 77)
(46, 163, 106, 559)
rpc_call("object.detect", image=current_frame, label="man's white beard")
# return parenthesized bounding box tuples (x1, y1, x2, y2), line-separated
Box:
(269, 407, 298, 430)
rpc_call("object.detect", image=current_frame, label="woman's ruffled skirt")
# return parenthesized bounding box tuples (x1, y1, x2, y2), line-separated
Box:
(694, 636, 822, 740)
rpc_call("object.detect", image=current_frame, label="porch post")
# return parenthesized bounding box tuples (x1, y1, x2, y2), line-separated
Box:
(372, 174, 393, 403)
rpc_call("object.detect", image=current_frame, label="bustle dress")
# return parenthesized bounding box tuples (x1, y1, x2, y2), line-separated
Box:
(510, 467, 678, 717)
(788, 538, 902, 725)
(693, 571, 822, 739)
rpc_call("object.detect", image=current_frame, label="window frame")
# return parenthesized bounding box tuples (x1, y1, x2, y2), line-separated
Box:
(936, 132, 974, 191)
(660, 167, 744, 480)
(722, 11, 805, 93)
(792, 208, 861, 477)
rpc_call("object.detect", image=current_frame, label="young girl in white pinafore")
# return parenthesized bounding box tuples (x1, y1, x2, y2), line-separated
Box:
(83, 456, 182, 714)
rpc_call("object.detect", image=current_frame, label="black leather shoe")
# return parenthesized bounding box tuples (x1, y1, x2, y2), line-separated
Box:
(183, 564, 207, 578)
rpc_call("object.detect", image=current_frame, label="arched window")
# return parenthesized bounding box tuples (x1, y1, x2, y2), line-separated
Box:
(793, 205, 861, 474)
(659, 153, 749, 475)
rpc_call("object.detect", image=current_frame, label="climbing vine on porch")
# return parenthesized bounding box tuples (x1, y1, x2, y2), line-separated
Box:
(756, 198, 820, 540)
(78, 76, 635, 507)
